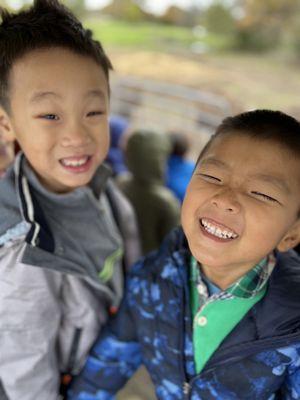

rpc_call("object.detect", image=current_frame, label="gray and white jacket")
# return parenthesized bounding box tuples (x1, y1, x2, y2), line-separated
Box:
(0, 153, 141, 400)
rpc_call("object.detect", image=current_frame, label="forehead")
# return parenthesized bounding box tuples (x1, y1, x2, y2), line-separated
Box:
(199, 132, 300, 191)
(8, 47, 108, 100)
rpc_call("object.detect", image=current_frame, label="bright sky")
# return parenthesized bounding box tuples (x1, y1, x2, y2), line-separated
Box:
(85, 0, 211, 13)
(7, 0, 213, 13)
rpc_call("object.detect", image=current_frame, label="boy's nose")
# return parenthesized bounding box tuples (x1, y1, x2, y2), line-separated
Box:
(211, 189, 241, 214)
(61, 126, 91, 148)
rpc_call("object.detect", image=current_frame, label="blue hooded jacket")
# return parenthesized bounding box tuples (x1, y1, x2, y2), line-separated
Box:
(69, 228, 300, 400)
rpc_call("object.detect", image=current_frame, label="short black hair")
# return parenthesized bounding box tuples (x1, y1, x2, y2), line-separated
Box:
(197, 109, 300, 164)
(169, 132, 190, 157)
(0, 0, 113, 113)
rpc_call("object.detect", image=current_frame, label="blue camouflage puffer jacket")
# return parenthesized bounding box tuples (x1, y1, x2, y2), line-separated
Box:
(69, 228, 300, 400)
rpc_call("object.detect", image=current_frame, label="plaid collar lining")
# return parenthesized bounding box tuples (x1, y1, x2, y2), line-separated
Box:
(190, 254, 276, 310)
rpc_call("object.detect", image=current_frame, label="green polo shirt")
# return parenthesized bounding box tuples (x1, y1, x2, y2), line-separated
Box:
(190, 255, 275, 373)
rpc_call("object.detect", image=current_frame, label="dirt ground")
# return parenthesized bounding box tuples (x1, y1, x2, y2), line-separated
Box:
(117, 367, 156, 400)
(109, 49, 300, 118)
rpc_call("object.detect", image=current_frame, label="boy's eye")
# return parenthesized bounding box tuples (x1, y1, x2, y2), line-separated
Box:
(86, 111, 103, 117)
(251, 191, 279, 203)
(197, 173, 221, 183)
(40, 114, 59, 121)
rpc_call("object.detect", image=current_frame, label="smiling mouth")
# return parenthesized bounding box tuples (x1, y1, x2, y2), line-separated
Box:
(60, 155, 91, 167)
(200, 218, 239, 240)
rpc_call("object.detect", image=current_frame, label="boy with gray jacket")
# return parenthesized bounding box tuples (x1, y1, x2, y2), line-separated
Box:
(0, 1, 140, 399)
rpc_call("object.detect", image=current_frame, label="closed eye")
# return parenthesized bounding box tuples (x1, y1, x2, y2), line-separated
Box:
(197, 173, 222, 183)
(251, 191, 279, 203)
(86, 111, 104, 117)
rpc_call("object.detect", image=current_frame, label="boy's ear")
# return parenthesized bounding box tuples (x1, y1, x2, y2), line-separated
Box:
(277, 219, 300, 252)
(0, 107, 16, 142)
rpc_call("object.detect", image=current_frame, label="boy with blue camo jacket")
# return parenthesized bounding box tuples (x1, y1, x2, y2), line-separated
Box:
(69, 109, 300, 400)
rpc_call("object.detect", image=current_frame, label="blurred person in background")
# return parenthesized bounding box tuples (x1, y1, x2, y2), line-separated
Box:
(105, 114, 129, 177)
(118, 129, 180, 255)
(0, 135, 14, 177)
(166, 131, 195, 203)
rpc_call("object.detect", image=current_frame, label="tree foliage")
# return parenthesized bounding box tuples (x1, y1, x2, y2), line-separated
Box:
(235, 0, 300, 51)
(102, 0, 147, 22)
(202, 2, 236, 36)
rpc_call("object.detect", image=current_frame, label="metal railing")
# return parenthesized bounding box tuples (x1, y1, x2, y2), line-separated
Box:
(110, 75, 234, 159)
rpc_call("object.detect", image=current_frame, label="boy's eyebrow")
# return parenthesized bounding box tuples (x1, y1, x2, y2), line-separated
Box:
(200, 157, 230, 169)
(251, 173, 291, 194)
(29, 89, 106, 103)
(30, 91, 62, 103)
(86, 89, 106, 101)
(199, 157, 290, 194)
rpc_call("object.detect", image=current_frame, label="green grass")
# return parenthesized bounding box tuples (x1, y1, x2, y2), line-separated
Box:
(84, 18, 199, 51)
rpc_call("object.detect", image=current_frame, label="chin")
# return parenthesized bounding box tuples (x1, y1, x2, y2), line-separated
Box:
(67, 180, 90, 190)
(190, 244, 222, 267)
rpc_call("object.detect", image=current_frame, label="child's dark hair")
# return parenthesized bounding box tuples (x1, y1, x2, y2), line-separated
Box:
(169, 132, 190, 157)
(197, 109, 300, 164)
(0, 0, 112, 113)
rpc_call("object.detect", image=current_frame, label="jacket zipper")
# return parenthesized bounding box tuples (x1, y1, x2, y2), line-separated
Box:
(183, 381, 191, 397)
(66, 327, 82, 374)
(179, 275, 192, 399)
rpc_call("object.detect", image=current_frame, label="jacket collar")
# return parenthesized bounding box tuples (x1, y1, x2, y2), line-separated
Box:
(13, 153, 55, 252)
(13, 153, 111, 253)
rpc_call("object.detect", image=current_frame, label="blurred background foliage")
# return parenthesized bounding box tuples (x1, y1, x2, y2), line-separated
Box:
(2, 0, 300, 115)
(3, 0, 300, 55)
(85, 0, 300, 56)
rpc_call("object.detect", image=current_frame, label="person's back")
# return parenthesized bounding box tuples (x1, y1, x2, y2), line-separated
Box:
(69, 110, 300, 400)
(0, 2, 140, 399)
(118, 129, 180, 254)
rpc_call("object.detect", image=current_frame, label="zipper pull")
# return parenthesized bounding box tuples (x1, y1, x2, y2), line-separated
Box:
(183, 381, 191, 396)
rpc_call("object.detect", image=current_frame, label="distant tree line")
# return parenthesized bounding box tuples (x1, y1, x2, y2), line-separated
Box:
(2, 0, 300, 55)
(97, 0, 300, 54)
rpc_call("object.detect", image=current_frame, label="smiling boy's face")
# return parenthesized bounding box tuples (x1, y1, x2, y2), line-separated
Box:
(181, 133, 300, 279)
(0, 47, 110, 193)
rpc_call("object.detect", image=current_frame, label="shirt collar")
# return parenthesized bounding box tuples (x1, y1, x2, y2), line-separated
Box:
(190, 253, 276, 300)
(226, 254, 276, 298)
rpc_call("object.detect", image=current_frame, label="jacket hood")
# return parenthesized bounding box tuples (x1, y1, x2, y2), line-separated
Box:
(125, 130, 171, 184)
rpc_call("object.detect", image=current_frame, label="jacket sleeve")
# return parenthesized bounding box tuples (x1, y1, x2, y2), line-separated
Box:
(68, 276, 142, 400)
(0, 242, 62, 400)
(279, 344, 300, 399)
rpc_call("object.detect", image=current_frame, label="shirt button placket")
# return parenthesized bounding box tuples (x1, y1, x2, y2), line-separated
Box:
(198, 315, 207, 326)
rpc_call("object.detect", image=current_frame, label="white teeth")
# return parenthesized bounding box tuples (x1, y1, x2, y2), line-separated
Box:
(61, 157, 88, 167)
(201, 218, 238, 239)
